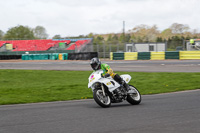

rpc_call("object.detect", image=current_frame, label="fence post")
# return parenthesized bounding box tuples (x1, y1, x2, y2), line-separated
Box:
(97, 44, 99, 53)
(182, 39, 185, 50)
(165, 41, 168, 51)
(156, 42, 158, 52)
(103, 42, 105, 59)
(124, 42, 126, 52)
(117, 43, 119, 52)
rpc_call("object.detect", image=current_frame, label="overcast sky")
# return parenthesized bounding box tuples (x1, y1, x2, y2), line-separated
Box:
(0, 0, 199, 38)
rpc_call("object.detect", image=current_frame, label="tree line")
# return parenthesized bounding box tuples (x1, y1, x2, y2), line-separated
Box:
(91, 23, 200, 45)
(0, 25, 48, 40)
(0, 23, 199, 44)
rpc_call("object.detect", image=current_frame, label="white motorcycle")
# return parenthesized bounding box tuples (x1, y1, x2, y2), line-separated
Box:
(88, 70, 141, 108)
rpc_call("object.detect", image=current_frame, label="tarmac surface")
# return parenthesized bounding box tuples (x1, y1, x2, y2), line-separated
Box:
(0, 90, 200, 133)
(0, 59, 200, 72)
(0, 59, 200, 133)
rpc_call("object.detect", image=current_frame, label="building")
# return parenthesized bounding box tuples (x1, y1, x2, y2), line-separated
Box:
(126, 42, 166, 52)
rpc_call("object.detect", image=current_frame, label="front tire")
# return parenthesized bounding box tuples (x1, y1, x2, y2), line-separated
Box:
(127, 85, 141, 105)
(93, 89, 111, 108)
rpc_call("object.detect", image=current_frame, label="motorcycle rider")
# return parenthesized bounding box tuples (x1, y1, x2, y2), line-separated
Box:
(90, 57, 134, 94)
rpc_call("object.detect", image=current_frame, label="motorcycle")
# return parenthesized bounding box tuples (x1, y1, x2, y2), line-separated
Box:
(88, 70, 141, 108)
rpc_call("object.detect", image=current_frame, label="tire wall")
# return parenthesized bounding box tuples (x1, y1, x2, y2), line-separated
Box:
(138, 52, 150, 60)
(179, 51, 200, 60)
(21, 52, 98, 60)
(124, 52, 138, 60)
(112, 52, 124, 60)
(110, 51, 200, 60)
(151, 52, 165, 60)
(0, 55, 21, 60)
(165, 51, 179, 59)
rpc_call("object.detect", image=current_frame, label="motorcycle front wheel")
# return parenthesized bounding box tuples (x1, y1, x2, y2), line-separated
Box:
(93, 89, 111, 108)
(126, 85, 141, 105)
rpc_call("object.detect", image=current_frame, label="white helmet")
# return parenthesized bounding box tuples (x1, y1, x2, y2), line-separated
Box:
(90, 57, 101, 70)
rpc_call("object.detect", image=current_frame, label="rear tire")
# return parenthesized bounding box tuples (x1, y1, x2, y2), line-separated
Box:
(93, 89, 111, 108)
(127, 85, 141, 105)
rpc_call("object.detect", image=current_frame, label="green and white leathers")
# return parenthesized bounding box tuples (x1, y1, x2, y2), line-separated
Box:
(100, 63, 116, 78)
(90, 57, 116, 78)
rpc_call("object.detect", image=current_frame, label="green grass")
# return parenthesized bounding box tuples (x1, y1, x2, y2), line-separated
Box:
(0, 69, 200, 105)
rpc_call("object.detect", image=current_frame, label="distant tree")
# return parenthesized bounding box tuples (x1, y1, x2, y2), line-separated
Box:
(170, 36, 181, 41)
(4, 25, 35, 40)
(33, 26, 48, 39)
(119, 33, 125, 42)
(160, 28, 173, 40)
(0, 30, 4, 40)
(93, 35, 104, 45)
(112, 34, 118, 41)
(130, 34, 136, 42)
(78, 35, 86, 38)
(109, 34, 119, 44)
(52, 35, 62, 39)
(191, 29, 200, 39)
(125, 34, 131, 42)
(88, 33, 94, 38)
(106, 34, 112, 42)
(129, 24, 159, 42)
(169, 23, 190, 34)
(119, 33, 131, 43)
(156, 37, 163, 42)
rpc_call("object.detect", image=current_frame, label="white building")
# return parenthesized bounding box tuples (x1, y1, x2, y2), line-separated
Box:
(126, 43, 166, 52)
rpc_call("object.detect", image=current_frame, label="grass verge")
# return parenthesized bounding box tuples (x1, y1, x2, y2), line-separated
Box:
(0, 69, 200, 105)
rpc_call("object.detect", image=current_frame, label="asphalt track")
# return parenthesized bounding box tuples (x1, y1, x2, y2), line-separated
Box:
(0, 59, 200, 72)
(0, 90, 200, 133)
(0, 59, 200, 133)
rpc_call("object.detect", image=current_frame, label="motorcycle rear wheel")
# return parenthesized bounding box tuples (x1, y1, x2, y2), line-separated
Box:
(93, 89, 111, 108)
(126, 85, 141, 105)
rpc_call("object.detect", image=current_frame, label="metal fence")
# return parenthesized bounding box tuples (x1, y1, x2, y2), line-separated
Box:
(167, 40, 185, 50)
(91, 41, 186, 58)
(0, 40, 190, 59)
(93, 43, 125, 58)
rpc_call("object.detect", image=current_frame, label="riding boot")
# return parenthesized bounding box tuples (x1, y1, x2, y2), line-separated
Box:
(114, 74, 135, 94)
(123, 81, 136, 94)
(113, 74, 123, 85)
(114, 74, 129, 91)
(122, 81, 130, 90)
